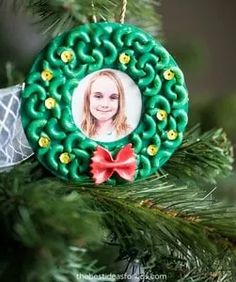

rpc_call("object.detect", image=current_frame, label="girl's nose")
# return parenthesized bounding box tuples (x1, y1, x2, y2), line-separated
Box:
(101, 99, 109, 108)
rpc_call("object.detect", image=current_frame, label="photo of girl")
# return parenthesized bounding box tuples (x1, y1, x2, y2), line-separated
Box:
(72, 69, 142, 142)
(81, 70, 132, 142)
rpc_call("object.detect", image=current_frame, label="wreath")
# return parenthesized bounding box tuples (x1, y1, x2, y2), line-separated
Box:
(21, 22, 188, 184)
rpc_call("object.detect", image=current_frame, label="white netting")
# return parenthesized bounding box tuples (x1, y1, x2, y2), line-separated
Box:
(0, 84, 33, 171)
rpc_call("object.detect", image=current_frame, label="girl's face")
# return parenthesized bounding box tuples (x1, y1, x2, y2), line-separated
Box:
(89, 75, 119, 122)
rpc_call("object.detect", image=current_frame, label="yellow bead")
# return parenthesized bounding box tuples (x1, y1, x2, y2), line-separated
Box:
(119, 53, 131, 64)
(61, 50, 73, 63)
(45, 97, 56, 109)
(41, 70, 53, 81)
(156, 110, 167, 121)
(147, 145, 158, 156)
(59, 152, 71, 164)
(38, 136, 50, 148)
(167, 130, 178, 140)
(163, 69, 175, 80)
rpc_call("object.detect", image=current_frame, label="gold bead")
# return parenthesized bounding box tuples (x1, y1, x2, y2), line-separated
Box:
(38, 136, 50, 148)
(119, 53, 131, 64)
(41, 70, 53, 81)
(45, 97, 56, 109)
(156, 110, 167, 121)
(61, 50, 73, 63)
(147, 145, 158, 156)
(59, 152, 71, 164)
(167, 130, 178, 140)
(163, 69, 175, 80)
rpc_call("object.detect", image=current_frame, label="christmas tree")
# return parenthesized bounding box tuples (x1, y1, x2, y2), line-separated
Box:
(0, 1, 236, 281)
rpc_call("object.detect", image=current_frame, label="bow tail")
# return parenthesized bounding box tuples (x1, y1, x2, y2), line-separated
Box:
(115, 144, 136, 181)
(91, 167, 114, 184)
(115, 164, 136, 181)
(90, 147, 115, 184)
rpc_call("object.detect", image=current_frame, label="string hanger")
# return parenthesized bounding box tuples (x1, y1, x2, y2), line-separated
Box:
(91, 0, 97, 23)
(119, 0, 128, 23)
(91, 0, 128, 23)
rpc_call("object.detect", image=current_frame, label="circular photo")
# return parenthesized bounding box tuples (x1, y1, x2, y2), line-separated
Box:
(72, 69, 142, 142)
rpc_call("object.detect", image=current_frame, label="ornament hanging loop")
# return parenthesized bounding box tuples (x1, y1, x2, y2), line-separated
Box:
(91, 0, 97, 23)
(119, 0, 128, 23)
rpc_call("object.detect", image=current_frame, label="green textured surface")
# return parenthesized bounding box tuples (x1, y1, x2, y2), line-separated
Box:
(21, 22, 188, 183)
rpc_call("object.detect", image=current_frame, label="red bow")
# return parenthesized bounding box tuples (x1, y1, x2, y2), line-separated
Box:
(90, 144, 136, 184)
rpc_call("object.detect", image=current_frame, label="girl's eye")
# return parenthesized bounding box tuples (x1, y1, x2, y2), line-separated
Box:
(110, 94, 119, 100)
(93, 93, 103, 99)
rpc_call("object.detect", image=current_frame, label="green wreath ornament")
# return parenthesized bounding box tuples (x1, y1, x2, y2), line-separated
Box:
(21, 22, 189, 183)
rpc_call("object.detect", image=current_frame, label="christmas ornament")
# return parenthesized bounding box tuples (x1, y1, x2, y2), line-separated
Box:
(20, 22, 189, 183)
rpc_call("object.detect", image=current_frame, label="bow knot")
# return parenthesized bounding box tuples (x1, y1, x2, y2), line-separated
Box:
(90, 144, 136, 184)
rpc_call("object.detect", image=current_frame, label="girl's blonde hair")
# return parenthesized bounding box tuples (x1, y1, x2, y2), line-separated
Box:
(81, 70, 129, 138)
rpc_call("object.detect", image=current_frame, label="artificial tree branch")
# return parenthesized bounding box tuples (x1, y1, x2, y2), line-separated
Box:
(164, 126, 234, 185)
(7, 0, 161, 37)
